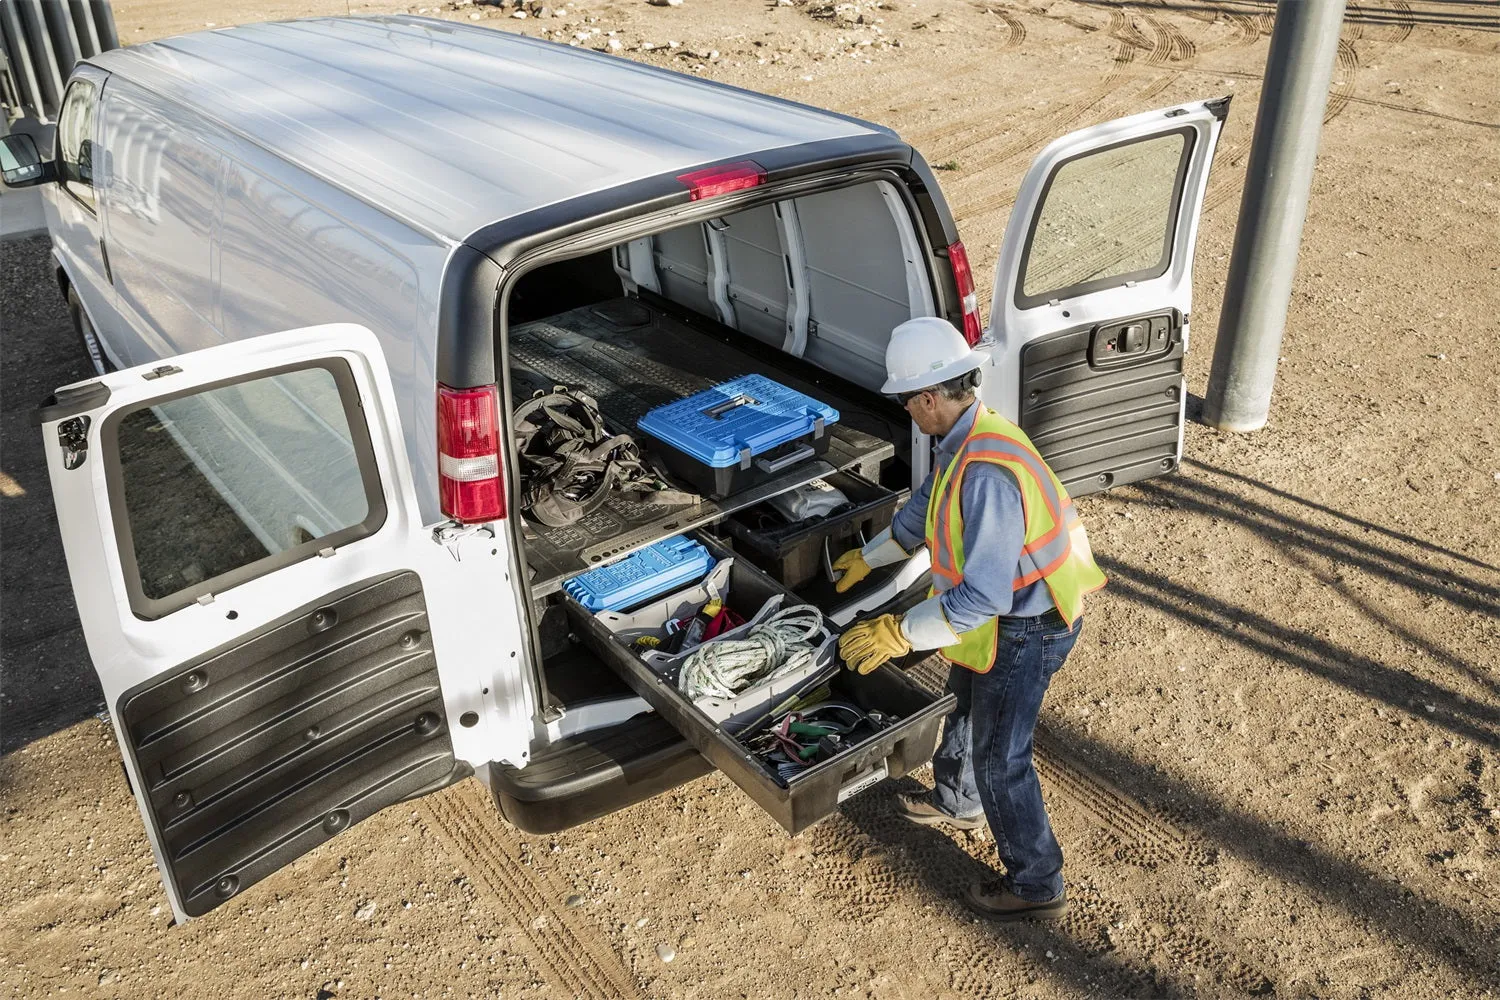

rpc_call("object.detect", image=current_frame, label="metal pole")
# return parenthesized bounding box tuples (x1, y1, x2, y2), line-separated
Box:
(1202, 0, 1347, 433)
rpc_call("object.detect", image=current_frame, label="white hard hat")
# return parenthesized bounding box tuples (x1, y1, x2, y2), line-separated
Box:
(881, 317, 988, 395)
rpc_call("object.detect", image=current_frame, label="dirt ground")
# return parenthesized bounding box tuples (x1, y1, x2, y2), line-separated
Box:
(2, 0, 1498, 997)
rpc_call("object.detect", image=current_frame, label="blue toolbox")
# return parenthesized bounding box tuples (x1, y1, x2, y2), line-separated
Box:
(636, 375, 840, 498)
(563, 535, 714, 613)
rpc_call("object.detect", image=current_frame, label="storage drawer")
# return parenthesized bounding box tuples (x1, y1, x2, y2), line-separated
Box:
(563, 534, 954, 834)
(722, 471, 903, 593)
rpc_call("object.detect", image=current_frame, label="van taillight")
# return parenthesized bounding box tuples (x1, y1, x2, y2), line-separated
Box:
(947, 240, 984, 345)
(437, 383, 505, 523)
(677, 160, 766, 200)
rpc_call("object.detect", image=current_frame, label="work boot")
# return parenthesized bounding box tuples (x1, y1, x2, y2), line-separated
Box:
(895, 792, 985, 830)
(963, 881, 1068, 922)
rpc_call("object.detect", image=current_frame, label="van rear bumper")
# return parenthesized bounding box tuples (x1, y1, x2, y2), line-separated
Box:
(487, 713, 713, 834)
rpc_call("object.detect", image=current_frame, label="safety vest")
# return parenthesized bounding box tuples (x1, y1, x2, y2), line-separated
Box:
(924, 407, 1107, 672)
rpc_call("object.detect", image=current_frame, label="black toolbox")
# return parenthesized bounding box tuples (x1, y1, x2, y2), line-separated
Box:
(722, 471, 904, 592)
(561, 532, 954, 834)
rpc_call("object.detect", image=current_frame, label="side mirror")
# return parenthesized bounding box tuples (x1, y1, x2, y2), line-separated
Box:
(1, 134, 56, 188)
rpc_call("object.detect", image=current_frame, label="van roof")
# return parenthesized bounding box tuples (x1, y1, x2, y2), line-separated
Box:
(92, 16, 890, 242)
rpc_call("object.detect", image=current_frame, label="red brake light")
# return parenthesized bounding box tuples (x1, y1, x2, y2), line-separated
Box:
(437, 383, 506, 523)
(947, 240, 984, 345)
(677, 160, 766, 201)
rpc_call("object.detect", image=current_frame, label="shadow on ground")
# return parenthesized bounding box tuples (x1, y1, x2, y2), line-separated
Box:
(1, 234, 100, 754)
(819, 455, 1499, 996)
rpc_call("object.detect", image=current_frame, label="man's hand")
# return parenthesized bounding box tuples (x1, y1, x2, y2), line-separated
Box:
(831, 547, 873, 594)
(839, 614, 912, 674)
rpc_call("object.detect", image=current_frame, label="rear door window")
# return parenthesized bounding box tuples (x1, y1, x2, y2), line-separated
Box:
(1017, 129, 1193, 308)
(106, 361, 386, 618)
(56, 78, 100, 211)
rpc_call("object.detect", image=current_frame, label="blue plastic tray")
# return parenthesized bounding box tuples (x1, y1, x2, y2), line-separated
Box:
(563, 536, 714, 613)
(636, 375, 840, 469)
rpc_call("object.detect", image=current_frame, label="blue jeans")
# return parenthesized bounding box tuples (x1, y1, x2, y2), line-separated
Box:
(929, 609, 1081, 901)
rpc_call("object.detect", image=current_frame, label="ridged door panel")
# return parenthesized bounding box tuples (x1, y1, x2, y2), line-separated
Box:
(118, 571, 457, 916)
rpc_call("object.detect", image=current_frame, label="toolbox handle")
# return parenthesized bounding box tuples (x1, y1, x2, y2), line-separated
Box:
(702, 393, 759, 419)
(754, 443, 816, 474)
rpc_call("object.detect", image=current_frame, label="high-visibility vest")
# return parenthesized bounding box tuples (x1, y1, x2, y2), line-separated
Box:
(923, 407, 1107, 672)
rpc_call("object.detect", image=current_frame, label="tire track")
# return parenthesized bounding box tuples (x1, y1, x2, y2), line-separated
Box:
(908, 659, 1208, 867)
(943, 10, 1200, 217)
(859, 660, 1270, 996)
(1325, 37, 1361, 124)
(420, 787, 647, 1000)
(1376, 0, 1416, 43)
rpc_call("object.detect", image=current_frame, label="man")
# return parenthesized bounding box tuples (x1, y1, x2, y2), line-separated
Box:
(834, 316, 1106, 922)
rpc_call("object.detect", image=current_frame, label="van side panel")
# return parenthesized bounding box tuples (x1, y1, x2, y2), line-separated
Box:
(101, 80, 226, 365)
(214, 144, 451, 525)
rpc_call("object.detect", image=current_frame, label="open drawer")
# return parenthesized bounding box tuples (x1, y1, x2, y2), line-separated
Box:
(562, 535, 954, 834)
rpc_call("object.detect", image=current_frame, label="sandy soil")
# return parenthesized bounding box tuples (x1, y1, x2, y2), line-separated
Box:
(3, 1, 1498, 998)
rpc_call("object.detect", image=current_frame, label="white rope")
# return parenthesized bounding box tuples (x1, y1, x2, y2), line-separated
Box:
(678, 604, 828, 701)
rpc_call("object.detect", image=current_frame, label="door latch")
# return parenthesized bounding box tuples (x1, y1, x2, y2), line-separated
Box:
(57, 415, 91, 470)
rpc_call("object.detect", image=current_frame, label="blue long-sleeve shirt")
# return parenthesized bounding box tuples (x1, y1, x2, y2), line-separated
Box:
(891, 400, 1055, 630)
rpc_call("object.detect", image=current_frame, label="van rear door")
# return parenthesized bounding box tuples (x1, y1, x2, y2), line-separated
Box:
(37, 325, 526, 921)
(986, 98, 1228, 496)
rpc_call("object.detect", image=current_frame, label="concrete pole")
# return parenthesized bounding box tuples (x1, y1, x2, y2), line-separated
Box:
(1202, 0, 1347, 433)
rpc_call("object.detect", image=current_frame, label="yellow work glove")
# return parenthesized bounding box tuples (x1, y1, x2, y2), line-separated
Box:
(839, 614, 911, 675)
(831, 547, 872, 594)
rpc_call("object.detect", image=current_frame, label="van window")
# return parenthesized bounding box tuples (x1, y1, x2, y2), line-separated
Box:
(56, 78, 100, 211)
(1017, 129, 1193, 307)
(106, 361, 387, 619)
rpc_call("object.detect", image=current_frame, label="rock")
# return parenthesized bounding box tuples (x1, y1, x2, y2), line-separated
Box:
(608, 37, 623, 50)
(635, 916, 650, 927)
(656, 943, 676, 963)
(512, 9, 529, 17)
(536, 5, 552, 16)
(648, 0, 684, 5)
(564, 893, 587, 907)
(354, 900, 377, 921)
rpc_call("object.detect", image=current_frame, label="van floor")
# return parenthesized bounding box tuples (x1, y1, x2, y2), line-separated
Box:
(509, 297, 900, 595)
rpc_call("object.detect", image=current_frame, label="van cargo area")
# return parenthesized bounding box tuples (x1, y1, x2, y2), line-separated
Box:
(491, 179, 946, 832)
(506, 178, 929, 600)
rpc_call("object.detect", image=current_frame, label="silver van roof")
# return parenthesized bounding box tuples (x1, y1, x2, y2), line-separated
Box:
(91, 16, 886, 242)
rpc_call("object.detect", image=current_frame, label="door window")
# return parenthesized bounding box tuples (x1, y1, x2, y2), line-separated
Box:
(56, 79, 101, 211)
(1016, 129, 1194, 308)
(104, 361, 387, 619)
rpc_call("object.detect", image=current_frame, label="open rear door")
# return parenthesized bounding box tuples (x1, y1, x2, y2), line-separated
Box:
(986, 98, 1229, 495)
(37, 325, 522, 921)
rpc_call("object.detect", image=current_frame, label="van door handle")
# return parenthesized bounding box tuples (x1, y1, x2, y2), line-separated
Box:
(99, 237, 113, 284)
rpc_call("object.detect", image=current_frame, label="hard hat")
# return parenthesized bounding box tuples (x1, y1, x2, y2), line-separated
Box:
(881, 317, 988, 395)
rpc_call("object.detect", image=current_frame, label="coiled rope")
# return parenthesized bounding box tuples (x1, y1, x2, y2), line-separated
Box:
(678, 604, 828, 701)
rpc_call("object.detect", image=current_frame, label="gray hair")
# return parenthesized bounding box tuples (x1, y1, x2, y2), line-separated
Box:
(935, 368, 982, 402)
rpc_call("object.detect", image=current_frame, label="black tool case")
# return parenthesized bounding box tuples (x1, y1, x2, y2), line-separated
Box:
(722, 471, 904, 592)
(561, 533, 954, 834)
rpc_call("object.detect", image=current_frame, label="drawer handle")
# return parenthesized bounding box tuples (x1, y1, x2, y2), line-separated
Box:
(836, 761, 889, 804)
(755, 444, 815, 474)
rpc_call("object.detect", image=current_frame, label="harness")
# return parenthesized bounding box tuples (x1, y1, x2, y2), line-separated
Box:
(512, 386, 697, 527)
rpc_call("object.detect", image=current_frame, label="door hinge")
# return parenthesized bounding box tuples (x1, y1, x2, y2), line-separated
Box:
(433, 521, 496, 561)
(142, 364, 183, 381)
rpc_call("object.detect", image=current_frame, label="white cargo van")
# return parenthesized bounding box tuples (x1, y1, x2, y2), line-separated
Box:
(1, 16, 1225, 922)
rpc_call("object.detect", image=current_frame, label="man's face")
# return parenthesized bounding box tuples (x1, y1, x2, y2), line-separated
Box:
(903, 390, 942, 436)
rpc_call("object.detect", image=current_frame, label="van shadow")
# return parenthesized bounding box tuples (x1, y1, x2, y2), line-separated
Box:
(0, 233, 103, 754)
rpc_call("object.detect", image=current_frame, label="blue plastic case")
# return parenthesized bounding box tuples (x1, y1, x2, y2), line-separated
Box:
(563, 536, 714, 613)
(637, 376, 840, 497)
